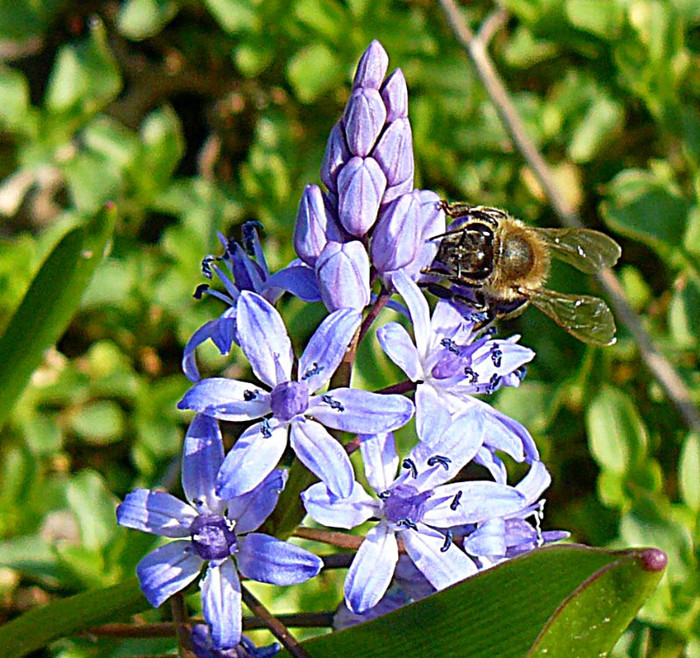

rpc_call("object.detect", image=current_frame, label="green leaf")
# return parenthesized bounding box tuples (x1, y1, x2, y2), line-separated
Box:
(203, 0, 260, 34)
(70, 400, 125, 445)
(286, 43, 344, 103)
(600, 168, 690, 254)
(565, 0, 624, 39)
(668, 276, 700, 348)
(586, 385, 649, 474)
(679, 432, 700, 512)
(66, 471, 120, 550)
(0, 577, 149, 658)
(285, 545, 665, 658)
(0, 204, 116, 431)
(116, 0, 178, 40)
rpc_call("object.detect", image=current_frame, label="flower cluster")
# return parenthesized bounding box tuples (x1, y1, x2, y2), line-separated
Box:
(117, 39, 565, 653)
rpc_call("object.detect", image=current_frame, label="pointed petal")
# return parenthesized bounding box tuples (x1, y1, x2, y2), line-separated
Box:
(178, 378, 270, 422)
(182, 415, 224, 514)
(359, 432, 399, 494)
(136, 541, 203, 607)
(237, 291, 293, 387)
(422, 481, 526, 526)
(345, 523, 398, 614)
(299, 308, 362, 392)
(237, 533, 323, 585)
(201, 560, 242, 650)
(401, 524, 477, 590)
(414, 384, 451, 448)
(409, 404, 487, 487)
(316, 240, 371, 312)
(227, 469, 287, 534)
(376, 321, 422, 382)
(290, 419, 354, 498)
(463, 518, 507, 558)
(216, 422, 288, 499)
(182, 314, 235, 383)
(390, 270, 430, 358)
(117, 489, 196, 538)
(301, 481, 378, 529)
(474, 446, 507, 483)
(516, 460, 551, 504)
(309, 388, 414, 433)
(263, 262, 322, 302)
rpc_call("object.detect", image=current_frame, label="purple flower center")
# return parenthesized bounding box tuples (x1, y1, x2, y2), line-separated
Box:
(270, 381, 310, 422)
(189, 514, 237, 560)
(383, 484, 432, 526)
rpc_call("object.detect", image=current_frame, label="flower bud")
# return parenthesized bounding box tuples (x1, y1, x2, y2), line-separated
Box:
(321, 120, 349, 193)
(344, 88, 387, 156)
(294, 185, 345, 266)
(381, 69, 409, 122)
(373, 117, 413, 187)
(371, 192, 422, 273)
(316, 241, 370, 311)
(353, 40, 389, 90)
(337, 156, 386, 237)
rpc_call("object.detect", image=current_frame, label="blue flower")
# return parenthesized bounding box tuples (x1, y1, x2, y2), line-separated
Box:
(301, 407, 527, 613)
(293, 40, 447, 312)
(459, 460, 569, 562)
(116, 415, 322, 650)
(190, 624, 279, 658)
(183, 225, 320, 382)
(179, 292, 414, 498)
(378, 270, 539, 473)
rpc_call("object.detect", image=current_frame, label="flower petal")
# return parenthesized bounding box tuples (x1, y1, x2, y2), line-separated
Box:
(290, 419, 355, 498)
(299, 307, 362, 392)
(414, 384, 451, 448)
(516, 460, 551, 504)
(359, 432, 399, 494)
(263, 262, 322, 303)
(422, 481, 526, 526)
(201, 559, 242, 650)
(316, 241, 371, 312)
(390, 270, 430, 358)
(227, 469, 288, 535)
(237, 533, 323, 585)
(237, 291, 294, 388)
(216, 421, 288, 499)
(463, 518, 507, 558)
(182, 415, 224, 514)
(301, 481, 378, 529)
(136, 541, 203, 607)
(376, 321, 423, 382)
(337, 156, 386, 237)
(344, 523, 398, 614)
(401, 523, 477, 590)
(178, 378, 270, 422)
(117, 489, 196, 538)
(182, 311, 236, 383)
(309, 388, 414, 433)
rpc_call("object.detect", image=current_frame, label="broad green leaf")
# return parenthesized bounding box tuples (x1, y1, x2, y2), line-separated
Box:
(668, 276, 700, 347)
(70, 400, 125, 445)
(0, 577, 148, 658)
(0, 67, 37, 136)
(286, 545, 665, 658)
(600, 169, 690, 253)
(66, 471, 120, 551)
(0, 0, 61, 39)
(203, 0, 259, 34)
(0, 205, 116, 431)
(565, 0, 624, 39)
(586, 385, 648, 474)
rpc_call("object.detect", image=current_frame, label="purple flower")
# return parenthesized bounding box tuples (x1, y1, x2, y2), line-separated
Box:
(179, 292, 414, 498)
(190, 625, 279, 658)
(294, 40, 446, 311)
(116, 415, 322, 650)
(183, 225, 320, 382)
(378, 270, 539, 467)
(460, 460, 569, 563)
(301, 407, 526, 614)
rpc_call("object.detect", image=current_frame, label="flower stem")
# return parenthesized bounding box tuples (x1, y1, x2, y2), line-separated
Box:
(170, 593, 195, 658)
(241, 584, 310, 658)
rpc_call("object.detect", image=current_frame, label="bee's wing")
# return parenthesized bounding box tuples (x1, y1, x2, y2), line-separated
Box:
(525, 287, 617, 346)
(536, 228, 621, 273)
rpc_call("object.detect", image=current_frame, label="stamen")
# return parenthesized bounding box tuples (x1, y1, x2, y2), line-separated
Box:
(490, 345, 503, 368)
(261, 418, 272, 438)
(242, 221, 264, 256)
(321, 394, 344, 412)
(486, 373, 501, 394)
(516, 365, 527, 382)
(243, 390, 258, 401)
(450, 490, 463, 511)
(401, 458, 417, 478)
(397, 519, 417, 530)
(532, 500, 545, 547)
(440, 338, 459, 354)
(301, 361, 323, 380)
(463, 367, 478, 383)
(193, 283, 210, 299)
(427, 455, 451, 470)
(440, 529, 453, 553)
(378, 490, 390, 500)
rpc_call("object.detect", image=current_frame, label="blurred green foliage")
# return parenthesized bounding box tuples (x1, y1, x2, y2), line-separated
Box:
(0, 0, 699, 655)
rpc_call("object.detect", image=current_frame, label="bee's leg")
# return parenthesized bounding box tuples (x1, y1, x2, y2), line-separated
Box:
(439, 200, 473, 218)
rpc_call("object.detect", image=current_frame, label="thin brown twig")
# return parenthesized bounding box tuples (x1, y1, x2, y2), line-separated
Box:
(170, 594, 196, 658)
(438, 0, 700, 435)
(240, 584, 310, 658)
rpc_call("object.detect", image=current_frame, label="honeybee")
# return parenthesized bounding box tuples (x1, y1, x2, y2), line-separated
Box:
(425, 202, 622, 346)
